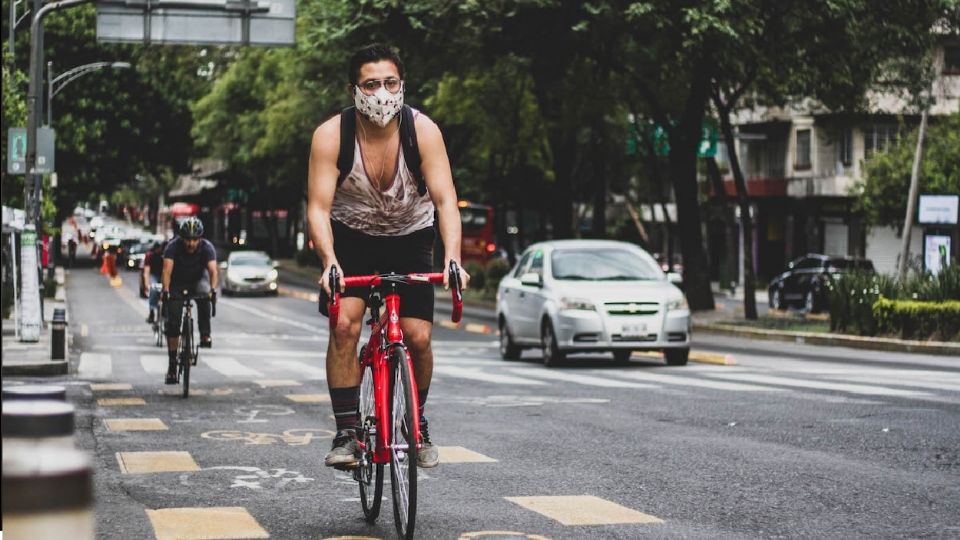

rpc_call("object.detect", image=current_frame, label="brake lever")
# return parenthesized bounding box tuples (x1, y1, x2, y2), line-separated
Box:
(327, 265, 340, 329)
(449, 260, 463, 323)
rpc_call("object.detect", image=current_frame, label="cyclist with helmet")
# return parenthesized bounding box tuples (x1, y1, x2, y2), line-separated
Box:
(143, 241, 165, 324)
(160, 217, 218, 384)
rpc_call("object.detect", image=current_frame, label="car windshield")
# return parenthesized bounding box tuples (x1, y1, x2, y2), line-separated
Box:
(231, 254, 271, 266)
(551, 248, 661, 281)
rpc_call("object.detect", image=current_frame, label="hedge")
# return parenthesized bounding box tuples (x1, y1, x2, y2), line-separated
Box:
(872, 296, 960, 342)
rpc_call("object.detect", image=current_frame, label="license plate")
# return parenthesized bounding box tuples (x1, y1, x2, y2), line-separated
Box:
(621, 323, 646, 336)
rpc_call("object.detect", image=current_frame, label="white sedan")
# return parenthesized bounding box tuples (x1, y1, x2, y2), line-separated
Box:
(220, 251, 279, 296)
(496, 240, 691, 366)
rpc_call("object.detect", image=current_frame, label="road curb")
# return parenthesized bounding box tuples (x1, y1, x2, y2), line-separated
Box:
(693, 323, 960, 357)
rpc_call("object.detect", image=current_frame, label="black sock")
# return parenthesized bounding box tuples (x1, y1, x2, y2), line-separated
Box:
(167, 350, 177, 372)
(329, 386, 360, 432)
(418, 387, 429, 417)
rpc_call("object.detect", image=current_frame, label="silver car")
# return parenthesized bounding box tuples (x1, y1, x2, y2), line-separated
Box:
(220, 251, 279, 296)
(496, 240, 691, 366)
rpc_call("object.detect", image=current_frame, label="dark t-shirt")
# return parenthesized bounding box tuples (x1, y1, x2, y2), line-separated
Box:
(163, 238, 216, 288)
(144, 250, 164, 278)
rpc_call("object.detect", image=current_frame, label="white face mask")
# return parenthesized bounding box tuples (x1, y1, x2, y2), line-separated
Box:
(353, 83, 404, 127)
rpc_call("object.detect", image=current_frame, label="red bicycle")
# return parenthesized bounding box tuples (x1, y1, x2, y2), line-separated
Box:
(325, 261, 463, 539)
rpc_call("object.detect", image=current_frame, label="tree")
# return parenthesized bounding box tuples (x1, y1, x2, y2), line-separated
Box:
(856, 113, 960, 229)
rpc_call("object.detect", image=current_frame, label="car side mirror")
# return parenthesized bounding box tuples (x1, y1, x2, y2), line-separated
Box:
(219, 261, 228, 270)
(666, 272, 683, 285)
(519, 272, 542, 287)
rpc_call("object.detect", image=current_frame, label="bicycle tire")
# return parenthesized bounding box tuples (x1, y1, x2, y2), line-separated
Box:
(181, 315, 192, 399)
(357, 362, 383, 522)
(389, 346, 417, 540)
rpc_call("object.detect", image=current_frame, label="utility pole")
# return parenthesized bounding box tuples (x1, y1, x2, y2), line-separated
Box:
(897, 108, 929, 283)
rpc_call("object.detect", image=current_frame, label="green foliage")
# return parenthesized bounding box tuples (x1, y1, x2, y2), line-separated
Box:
(2, 46, 28, 208)
(856, 114, 960, 228)
(873, 296, 960, 342)
(485, 259, 511, 290)
(827, 264, 960, 337)
(464, 262, 485, 291)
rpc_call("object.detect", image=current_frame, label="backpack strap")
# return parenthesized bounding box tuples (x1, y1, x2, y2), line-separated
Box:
(399, 105, 427, 196)
(336, 107, 356, 187)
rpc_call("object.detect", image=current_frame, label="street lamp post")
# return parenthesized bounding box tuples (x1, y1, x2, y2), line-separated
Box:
(46, 61, 132, 126)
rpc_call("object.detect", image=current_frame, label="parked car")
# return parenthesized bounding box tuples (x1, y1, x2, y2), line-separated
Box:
(768, 254, 875, 313)
(220, 251, 279, 296)
(496, 239, 690, 367)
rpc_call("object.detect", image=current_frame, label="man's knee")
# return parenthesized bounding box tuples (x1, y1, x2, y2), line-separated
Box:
(404, 327, 432, 356)
(331, 317, 362, 348)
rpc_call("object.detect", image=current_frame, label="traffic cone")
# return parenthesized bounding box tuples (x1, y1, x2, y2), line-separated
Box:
(100, 255, 109, 274)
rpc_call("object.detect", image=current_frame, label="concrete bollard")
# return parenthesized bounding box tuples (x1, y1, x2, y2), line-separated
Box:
(1, 400, 76, 451)
(51, 308, 67, 360)
(2, 385, 67, 402)
(2, 447, 95, 540)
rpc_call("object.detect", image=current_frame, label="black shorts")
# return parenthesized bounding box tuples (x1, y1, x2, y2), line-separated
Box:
(319, 220, 436, 322)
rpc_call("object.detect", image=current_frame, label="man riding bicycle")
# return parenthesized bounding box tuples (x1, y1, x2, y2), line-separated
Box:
(161, 217, 218, 385)
(307, 43, 469, 469)
(143, 241, 165, 324)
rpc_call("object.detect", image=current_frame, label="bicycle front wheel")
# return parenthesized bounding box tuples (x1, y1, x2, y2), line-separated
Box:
(389, 346, 417, 539)
(180, 317, 192, 399)
(357, 362, 383, 522)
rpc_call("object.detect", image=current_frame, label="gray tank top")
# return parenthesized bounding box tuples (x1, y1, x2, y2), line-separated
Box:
(330, 111, 435, 236)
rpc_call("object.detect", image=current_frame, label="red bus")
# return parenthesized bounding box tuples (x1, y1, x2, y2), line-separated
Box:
(459, 201, 498, 265)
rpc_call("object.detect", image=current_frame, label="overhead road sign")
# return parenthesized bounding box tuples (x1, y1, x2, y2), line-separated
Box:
(96, 0, 295, 46)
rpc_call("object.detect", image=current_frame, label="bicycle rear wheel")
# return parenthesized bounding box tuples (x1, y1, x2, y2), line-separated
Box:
(357, 362, 383, 522)
(389, 346, 417, 539)
(180, 316, 192, 399)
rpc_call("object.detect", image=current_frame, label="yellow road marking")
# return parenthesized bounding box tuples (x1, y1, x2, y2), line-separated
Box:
(90, 383, 133, 391)
(146, 507, 269, 540)
(505, 495, 663, 526)
(633, 351, 663, 359)
(285, 394, 330, 403)
(117, 451, 200, 474)
(689, 351, 737, 365)
(464, 323, 492, 334)
(322, 536, 380, 540)
(438, 446, 498, 463)
(438, 320, 459, 329)
(98, 397, 146, 406)
(255, 379, 301, 388)
(105, 418, 168, 432)
(460, 532, 550, 540)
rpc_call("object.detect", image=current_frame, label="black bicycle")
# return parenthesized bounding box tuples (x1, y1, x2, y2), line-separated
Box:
(150, 284, 165, 347)
(165, 290, 215, 398)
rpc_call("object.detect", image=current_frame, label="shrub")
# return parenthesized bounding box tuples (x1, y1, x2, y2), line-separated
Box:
(294, 248, 320, 267)
(485, 259, 511, 290)
(873, 296, 960, 341)
(826, 271, 897, 335)
(465, 262, 485, 291)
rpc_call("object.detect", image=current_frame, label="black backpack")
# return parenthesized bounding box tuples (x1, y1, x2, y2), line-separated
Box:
(336, 104, 427, 196)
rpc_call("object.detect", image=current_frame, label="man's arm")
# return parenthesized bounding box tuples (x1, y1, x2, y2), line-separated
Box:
(306, 115, 344, 295)
(162, 258, 173, 292)
(142, 255, 151, 290)
(416, 114, 469, 290)
(206, 260, 218, 291)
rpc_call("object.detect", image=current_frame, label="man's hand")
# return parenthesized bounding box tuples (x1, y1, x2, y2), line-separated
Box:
(444, 258, 469, 291)
(320, 262, 344, 296)
(210, 290, 217, 305)
(160, 290, 169, 303)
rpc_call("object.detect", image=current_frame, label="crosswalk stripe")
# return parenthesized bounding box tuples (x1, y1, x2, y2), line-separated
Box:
(508, 367, 658, 388)
(117, 451, 200, 474)
(203, 357, 265, 378)
(140, 355, 168, 375)
(611, 371, 784, 392)
(78, 353, 112, 379)
(707, 373, 932, 397)
(844, 376, 960, 393)
(269, 359, 326, 379)
(218, 297, 322, 333)
(146, 507, 269, 540)
(434, 366, 547, 386)
(102, 344, 320, 358)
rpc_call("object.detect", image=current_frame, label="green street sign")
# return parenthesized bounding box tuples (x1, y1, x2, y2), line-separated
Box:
(698, 120, 718, 158)
(7, 128, 27, 174)
(630, 120, 718, 158)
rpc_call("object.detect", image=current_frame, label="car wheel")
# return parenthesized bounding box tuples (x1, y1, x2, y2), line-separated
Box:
(803, 290, 819, 313)
(770, 287, 784, 310)
(541, 319, 565, 367)
(612, 350, 632, 365)
(664, 348, 689, 366)
(499, 318, 521, 361)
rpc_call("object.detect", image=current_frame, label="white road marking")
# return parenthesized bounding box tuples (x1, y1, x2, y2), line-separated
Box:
(78, 353, 112, 379)
(433, 366, 547, 386)
(508, 367, 658, 389)
(204, 357, 265, 379)
(218, 297, 323, 333)
(269, 359, 326, 380)
(97, 344, 320, 358)
(140, 355, 169, 375)
(707, 373, 932, 397)
(611, 371, 784, 392)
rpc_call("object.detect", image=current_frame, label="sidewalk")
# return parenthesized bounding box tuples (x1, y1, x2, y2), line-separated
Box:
(2, 267, 70, 375)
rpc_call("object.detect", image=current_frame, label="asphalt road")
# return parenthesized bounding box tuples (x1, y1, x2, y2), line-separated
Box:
(7, 265, 959, 539)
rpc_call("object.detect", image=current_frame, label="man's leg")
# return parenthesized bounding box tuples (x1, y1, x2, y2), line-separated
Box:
(402, 317, 438, 468)
(164, 298, 185, 384)
(147, 276, 159, 322)
(196, 297, 212, 347)
(323, 297, 366, 467)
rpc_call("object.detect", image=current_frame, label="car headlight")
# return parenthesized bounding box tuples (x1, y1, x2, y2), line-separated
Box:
(226, 269, 241, 282)
(266, 269, 278, 281)
(560, 297, 596, 311)
(665, 297, 689, 310)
